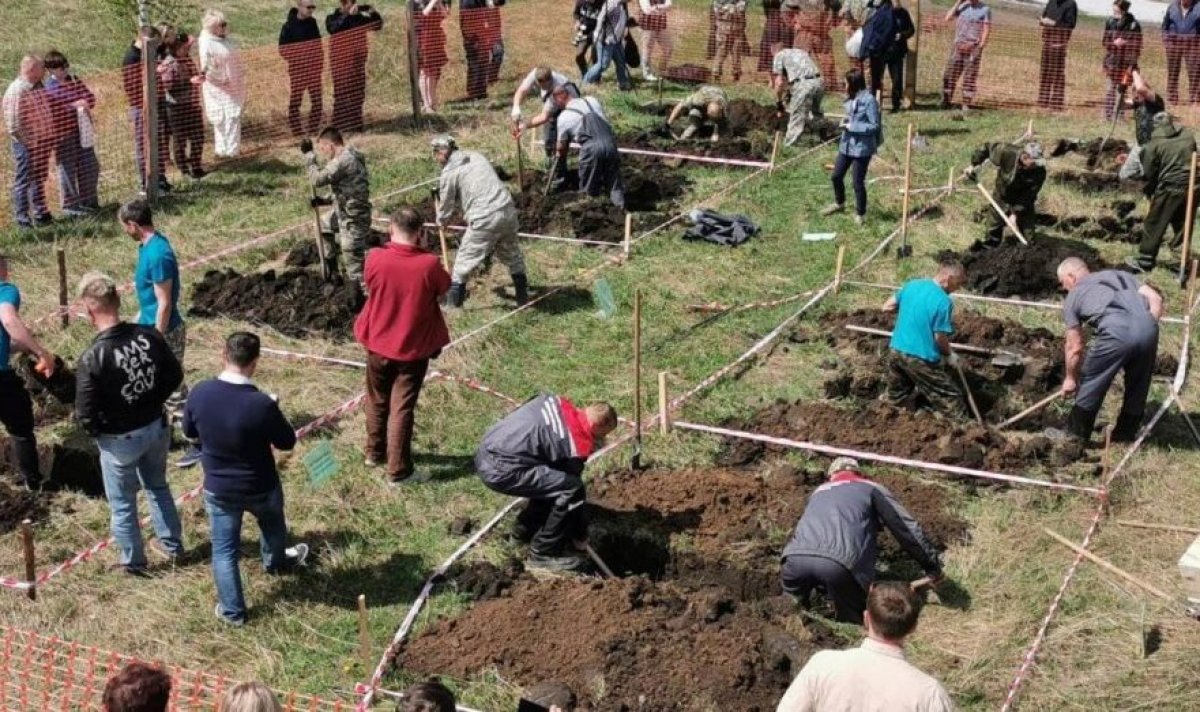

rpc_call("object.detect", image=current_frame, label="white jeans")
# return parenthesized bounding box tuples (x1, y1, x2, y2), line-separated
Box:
(206, 101, 243, 157)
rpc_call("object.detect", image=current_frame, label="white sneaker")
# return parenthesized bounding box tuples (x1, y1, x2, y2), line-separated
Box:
(285, 543, 310, 567)
(644, 71, 659, 82)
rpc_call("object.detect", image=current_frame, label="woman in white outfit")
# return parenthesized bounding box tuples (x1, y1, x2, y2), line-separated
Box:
(198, 9, 246, 157)
(638, 0, 672, 81)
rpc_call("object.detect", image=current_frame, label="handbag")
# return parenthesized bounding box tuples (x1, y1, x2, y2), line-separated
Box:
(624, 32, 642, 68)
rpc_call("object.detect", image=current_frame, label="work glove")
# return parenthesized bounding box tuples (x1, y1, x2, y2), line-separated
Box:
(510, 107, 521, 122)
(962, 165, 978, 182)
(945, 351, 961, 368)
(299, 138, 313, 155)
(310, 195, 333, 208)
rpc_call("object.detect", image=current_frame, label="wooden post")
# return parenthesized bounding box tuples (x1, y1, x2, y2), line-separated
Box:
(900, 123, 914, 248)
(1180, 153, 1198, 285)
(1187, 259, 1198, 311)
(833, 245, 846, 294)
(948, 165, 955, 194)
(20, 519, 35, 602)
(903, 0, 920, 108)
(1101, 425, 1113, 480)
(769, 130, 782, 174)
(515, 133, 524, 193)
(623, 213, 633, 260)
(1116, 519, 1200, 535)
(141, 33, 160, 201)
(357, 594, 370, 672)
(632, 290, 643, 469)
(657, 371, 670, 434)
(56, 249, 67, 329)
(405, 2, 422, 122)
(657, 77, 663, 110)
(1043, 527, 1170, 600)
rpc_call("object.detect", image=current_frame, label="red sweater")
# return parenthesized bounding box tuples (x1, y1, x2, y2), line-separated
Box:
(354, 242, 451, 361)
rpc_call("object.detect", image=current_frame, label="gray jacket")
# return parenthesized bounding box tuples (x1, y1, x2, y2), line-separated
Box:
(475, 393, 589, 486)
(437, 149, 515, 228)
(782, 471, 942, 590)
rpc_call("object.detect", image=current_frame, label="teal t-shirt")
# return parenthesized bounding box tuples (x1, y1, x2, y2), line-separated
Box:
(135, 232, 183, 331)
(890, 278, 953, 363)
(0, 283, 19, 371)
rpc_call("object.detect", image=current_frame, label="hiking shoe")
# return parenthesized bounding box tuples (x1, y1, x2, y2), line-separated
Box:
(821, 203, 845, 216)
(215, 603, 246, 626)
(285, 543, 310, 567)
(176, 445, 202, 468)
(854, 214, 865, 226)
(527, 551, 588, 573)
(1123, 256, 1150, 274)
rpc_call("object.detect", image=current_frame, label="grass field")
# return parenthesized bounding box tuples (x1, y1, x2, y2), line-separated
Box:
(0, 0, 1198, 710)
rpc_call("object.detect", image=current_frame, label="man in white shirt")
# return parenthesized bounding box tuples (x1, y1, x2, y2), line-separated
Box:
(510, 66, 579, 160)
(777, 581, 954, 711)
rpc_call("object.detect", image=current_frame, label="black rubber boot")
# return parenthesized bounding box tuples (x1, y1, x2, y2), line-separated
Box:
(1111, 410, 1144, 442)
(10, 435, 41, 490)
(445, 282, 467, 308)
(1067, 405, 1099, 442)
(512, 273, 529, 306)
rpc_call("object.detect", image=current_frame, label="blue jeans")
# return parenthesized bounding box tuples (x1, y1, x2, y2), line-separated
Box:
(55, 134, 99, 212)
(584, 41, 631, 90)
(9, 139, 49, 226)
(204, 486, 289, 624)
(96, 419, 183, 568)
(129, 107, 165, 189)
(832, 152, 873, 217)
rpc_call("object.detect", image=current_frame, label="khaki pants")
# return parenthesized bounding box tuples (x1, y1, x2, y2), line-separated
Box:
(713, 18, 743, 80)
(164, 323, 188, 415)
(785, 78, 824, 147)
(451, 206, 525, 283)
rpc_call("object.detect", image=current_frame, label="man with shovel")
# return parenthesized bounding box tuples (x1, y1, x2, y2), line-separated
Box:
(1124, 112, 1198, 274)
(510, 66, 579, 161)
(1053, 257, 1162, 443)
(551, 88, 625, 210)
(963, 140, 1046, 249)
(475, 393, 618, 572)
(301, 126, 372, 290)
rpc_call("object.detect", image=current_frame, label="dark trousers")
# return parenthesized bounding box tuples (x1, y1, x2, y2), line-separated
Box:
(483, 462, 586, 556)
(1137, 189, 1195, 269)
(869, 54, 905, 112)
(1165, 37, 1200, 104)
(286, 66, 324, 137)
(885, 350, 968, 419)
(129, 107, 167, 190)
(331, 56, 368, 132)
(54, 134, 99, 212)
(364, 353, 429, 482)
(463, 31, 489, 99)
(575, 41, 596, 77)
(1038, 41, 1069, 110)
(781, 554, 866, 624)
(985, 201, 1037, 247)
(578, 144, 625, 210)
(1076, 331, 1158, 439)
(942, 48, 982, 105)
(832, 152, 872, 217)
(164, 103, 204, 176)
(0, 371, 39, 487)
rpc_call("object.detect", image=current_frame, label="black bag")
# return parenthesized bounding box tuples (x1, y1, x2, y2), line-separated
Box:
(682, 209, 759, 247)
(624, 32, 642, 68)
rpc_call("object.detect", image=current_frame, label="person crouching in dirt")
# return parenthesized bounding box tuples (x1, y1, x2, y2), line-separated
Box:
(475, 393, 618, 572)
(772, 45, 825, 147)
(1124, 112, 1199, 274)
(1051, 257, 1162, 444)
(881, 259, 970, 420)
(962, 141, 1046, 250)
(550, 88, 626, 210)
(779, 458, 943, 624)
(301, 127, 372, 290)
(432, 134, 528, 308)
(510, 66, 580, 162)
(664, 85, 729, 142)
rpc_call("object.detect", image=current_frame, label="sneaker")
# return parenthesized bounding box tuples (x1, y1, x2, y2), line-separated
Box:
(364, 456, 383, 468)
(527, 551, 588, 573)
(110, 563, 149, 578)
(821, 203, 845, 216)
(644, 71, 659, 82)
(388, 471, 432, 487)
(1123, 256, 1150, 273)
(215, 603, 245, 626)
(285, 543, 309, 567)
(176, 445, 202, 468)
(854, 214, 865, 226)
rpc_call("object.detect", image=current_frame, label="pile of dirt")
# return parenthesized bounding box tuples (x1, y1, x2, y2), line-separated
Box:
(284, 229, 388, 268)
(0, 481, 46, 534)
(189, 268, 363, 339)
(1048, 200, 1143, 243)
(0, 439, 104, 501)
(449, 558, 524, 600)
(1051, 168, 1140, 193)
(938, 235, 1106, 299)
(1050, 137, 1130, 164)
(14, 355, 75, 426)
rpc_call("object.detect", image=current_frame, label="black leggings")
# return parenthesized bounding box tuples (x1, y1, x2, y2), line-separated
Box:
(832, 152, 872, 217)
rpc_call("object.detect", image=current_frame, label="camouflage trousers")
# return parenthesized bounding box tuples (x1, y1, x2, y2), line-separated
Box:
(884, 350, 968, 420)
(785, 78, 824, 147)
(325, 210, 370, 286)
(163, 323, 188, 417)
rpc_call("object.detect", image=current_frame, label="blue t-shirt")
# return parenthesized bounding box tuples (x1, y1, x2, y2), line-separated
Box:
(135, 232, 183, 331)
(0, 283, 20, 371)
(890, 279, 953, 363)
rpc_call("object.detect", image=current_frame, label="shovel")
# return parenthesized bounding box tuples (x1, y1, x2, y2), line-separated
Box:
(1088, 83, 1126, 170)
(952, 359, 987, 428)
(543, 154, 562, 199)
(308, 186, 332, 282)
(842, 325, 1029, 367)
(996, 391, 1063, 430)
(430, 187, 452, 272)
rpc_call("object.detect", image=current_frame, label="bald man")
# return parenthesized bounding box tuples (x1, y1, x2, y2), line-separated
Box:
(3, 56, 54, 228)
(1054, 257, 1162, 443)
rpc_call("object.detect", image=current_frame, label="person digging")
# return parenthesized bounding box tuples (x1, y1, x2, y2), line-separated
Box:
(548, 88, 625, 210)
(664, 85, 729, 142)
(301, 127, 372, 293)
(431, 134, 529, 308)
(510, 66, 580, 161)
(780, 457, 944, 625)
(1049, 257, 1162, 444)
(474, 393, 618, 572)
(962, 140, 1047, 249)
(881, 259, 971, 420)
(1124, 112, 1199, 275)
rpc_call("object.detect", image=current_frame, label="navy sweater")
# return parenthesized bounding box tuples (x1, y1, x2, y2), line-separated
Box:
(182, 378, 297, 496)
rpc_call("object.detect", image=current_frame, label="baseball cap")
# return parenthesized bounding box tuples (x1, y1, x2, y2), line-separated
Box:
(827, 457, 860, 477)
(430, 134, 456, 151)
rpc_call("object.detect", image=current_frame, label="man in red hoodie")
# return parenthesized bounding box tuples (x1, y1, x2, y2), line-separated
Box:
(353, 207, 450, 485)
(475, 393, 618, 571)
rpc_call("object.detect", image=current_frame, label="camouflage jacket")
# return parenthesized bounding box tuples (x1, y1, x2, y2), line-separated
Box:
(306, 146, 372, 217)
(772, 48, 822, 82)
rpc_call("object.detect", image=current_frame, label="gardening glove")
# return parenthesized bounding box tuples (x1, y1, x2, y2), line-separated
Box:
(945, 351, 961, 368)
(309, 195, 333, 208)
(962, 165, 978, 182)
(299, 138, 313, 155)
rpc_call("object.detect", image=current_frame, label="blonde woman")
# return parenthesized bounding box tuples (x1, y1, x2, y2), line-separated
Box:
(198, 8, 246, 157)
(220, 682, 283, 712)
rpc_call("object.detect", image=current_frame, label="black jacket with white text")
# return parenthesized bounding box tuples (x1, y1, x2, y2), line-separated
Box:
(74, 323, 182, 437)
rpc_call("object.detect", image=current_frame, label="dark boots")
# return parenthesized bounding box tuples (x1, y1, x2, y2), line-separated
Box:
(1067, 405, 1099, 442)
(512, 273, 529, 306)
(445, 282, 467, 308)
(10, 435, 41, 490)
(1111, 410, 1144, 443)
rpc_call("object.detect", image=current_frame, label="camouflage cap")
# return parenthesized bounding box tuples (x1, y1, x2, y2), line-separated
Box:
(430, 134, 457, 151)
(1022, 141, 1045, 166)
(827, 457, 861, 477)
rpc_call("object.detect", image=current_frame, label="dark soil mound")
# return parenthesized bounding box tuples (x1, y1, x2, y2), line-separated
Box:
(449, 558, 524, 600)
(1051, 168, 1141, 193)
(189, 268, 363, 339)
(940, 235, 1105, 299)
(284, 229, 387, 268)
(0, 440, 104, 501)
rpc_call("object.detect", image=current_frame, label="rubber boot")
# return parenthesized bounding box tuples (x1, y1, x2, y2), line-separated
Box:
(10, 435, 41, 490)
(512, 273, 529, 306)
(1111, 410, 1143, 443)
(445, 282, 467, 308)
(1066, 405, 1099, 442)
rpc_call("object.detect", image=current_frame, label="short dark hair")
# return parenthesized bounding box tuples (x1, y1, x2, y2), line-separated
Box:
(118, 199, 154, 227)
(102, 662, 172, 712)
(225, 332, 261, 368)
(397, 679, 456, 712)
(845, 68, 867, 96)
(318, 126, 344, 145)
(390, 207, 425, 235)
(43, 50, 68, 69)
(867, 581, 922, 640)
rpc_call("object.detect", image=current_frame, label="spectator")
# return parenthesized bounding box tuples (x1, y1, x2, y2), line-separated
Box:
(583, 0, 632, 91)
(1103, 1, 1143, 121)
(75, 272, 184, 576)
(573, 0, 602, 78)
(43, 50, 98, 216)
(775, 582, 953, 711)
(183, 331, 307, 625)
(483, 1, 505, 87)
(414, 0, 450, 113)
(327, 0, 383, 132)
(940, 0, 991, 112)
(279, 0, 325, 137)
(1038, 0, 1077, 111)
(639, 0, 672, 82)
(220, 682, 283, 712)
(353, 208, 450, 485)
(102, 662, 172, 712)
(864, 0, 914, 114)
(398, 679, 456, 712)
(0, 255, 54, 490)
(758, 0, 788, 74)
(4, 55, 54, 228)
(122, 27, 171, 195)
(713, 0, 747, 82)
(553, 89, 625, 210)
(792, 0, 841, 82)
(1162, 0, 1200, 105)
(159, 33, 206, 180)
(199, 9, 246, 158)
(822, 68, 880, 225)
(460, 0, 494, 100)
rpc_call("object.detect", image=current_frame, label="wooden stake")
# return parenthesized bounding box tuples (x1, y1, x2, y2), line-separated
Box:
(1043, 527, 1171, 600)
(514, 132, 524, 193)
(900, 123, 914, 249)
(141, 34, 160, 202)
(583, 542, 616, 578)
(1187, 259, 1199, 311)
(996, 391, 1062, 430)
(1179, 152, 1198, 285)
(1101, 425, 1113, 480)
(433, 195, 452, 273)
(56, 249, 67, 329)
(357, 594, 370, 672)
(769, 130, 782, 174)
(977, 183, 1029, 245)
(658, 371, 670, 434)
(20, 519, 35, 601)
(1116, 519, 1200, 535)
(833, 245, 846, 294)
(657, 76, 663, 110)
(632, 290, 643, 469)
(623, 213, 633, 260)
(948, 165, 956, 194)
(953, 361, 987, 428)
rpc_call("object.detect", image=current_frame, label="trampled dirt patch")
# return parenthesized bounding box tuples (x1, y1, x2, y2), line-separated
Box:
(189, 268, 365, 340)
(938, 235, 1106, 299)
